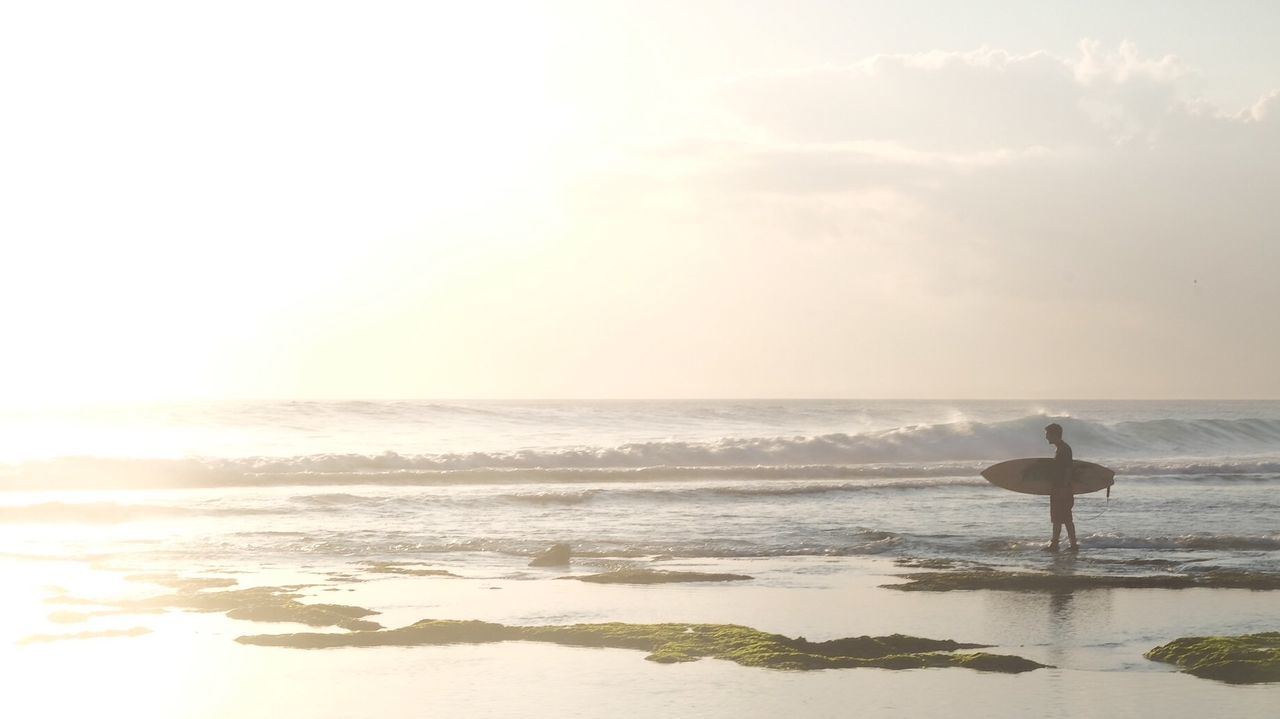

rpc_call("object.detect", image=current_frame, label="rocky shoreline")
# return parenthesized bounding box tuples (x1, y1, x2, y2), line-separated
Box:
(237, 619, 1048, 674)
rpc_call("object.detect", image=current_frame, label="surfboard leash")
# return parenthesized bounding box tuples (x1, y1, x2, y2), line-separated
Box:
(1078, 488, 1111, 521)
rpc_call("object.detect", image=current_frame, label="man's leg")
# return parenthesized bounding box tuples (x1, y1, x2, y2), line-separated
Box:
(1065, 520, 1077, 549)
(1050, 522, 1062, 550)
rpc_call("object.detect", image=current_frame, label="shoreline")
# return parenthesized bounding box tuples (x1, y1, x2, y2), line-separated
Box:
(2, 537, 1280, 716)
(15, 553, 1280, 660)
(5, 551, 1278, 717)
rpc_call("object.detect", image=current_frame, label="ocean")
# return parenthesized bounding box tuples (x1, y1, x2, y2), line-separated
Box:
(3, 399, 1278, 575)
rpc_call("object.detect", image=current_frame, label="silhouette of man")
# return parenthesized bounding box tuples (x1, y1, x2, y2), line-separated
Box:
(1044, 423, 1077, 552)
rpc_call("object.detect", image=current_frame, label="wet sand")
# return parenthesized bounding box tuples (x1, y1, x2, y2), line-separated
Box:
(4, 555, 1278, 718)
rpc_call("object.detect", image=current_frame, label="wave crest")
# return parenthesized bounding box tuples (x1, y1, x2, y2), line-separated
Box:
(4, 414, 1280, 490)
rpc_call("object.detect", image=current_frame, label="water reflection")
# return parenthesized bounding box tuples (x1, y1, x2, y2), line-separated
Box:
(985, 554, 1117, 672)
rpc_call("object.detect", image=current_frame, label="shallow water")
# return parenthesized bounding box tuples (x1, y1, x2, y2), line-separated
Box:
(3, 400, 1278, 717)
(3, 400, 1278, 576)
(5, 556, 1277, 719)
(1, 473, 1276, 577)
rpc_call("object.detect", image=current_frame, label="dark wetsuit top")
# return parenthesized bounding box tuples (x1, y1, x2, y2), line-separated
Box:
(1050, 441, 1074, 522)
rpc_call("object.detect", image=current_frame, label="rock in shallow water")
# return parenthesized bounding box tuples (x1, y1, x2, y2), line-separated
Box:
(529, 543, 572, 567)
(236, 619, 1048, 674)
(46, 581, 384, 631)
(1146, 632, 1280, 684)
(564, 569, 752, 584)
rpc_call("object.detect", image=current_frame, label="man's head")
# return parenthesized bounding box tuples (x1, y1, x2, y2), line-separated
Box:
(1045, 423, 1063, 444)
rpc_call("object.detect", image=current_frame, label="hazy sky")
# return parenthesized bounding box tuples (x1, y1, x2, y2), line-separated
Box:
(3, 1, 1279, 402)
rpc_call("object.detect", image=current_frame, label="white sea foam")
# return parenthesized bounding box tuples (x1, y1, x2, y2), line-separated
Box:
(1, 401, 1277, 575)
(4, 413, 1280, 489)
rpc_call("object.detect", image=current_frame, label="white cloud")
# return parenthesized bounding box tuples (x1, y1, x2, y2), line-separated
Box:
(722, 41, 1230, 150)
(564, 41, 1280, 397)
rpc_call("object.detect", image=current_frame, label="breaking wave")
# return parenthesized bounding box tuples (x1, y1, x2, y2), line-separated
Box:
(496, 478, 987, 505)
(3, 414, 1280, 490)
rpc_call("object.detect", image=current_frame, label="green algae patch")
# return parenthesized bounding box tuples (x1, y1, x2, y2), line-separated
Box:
(1146, 632, 1280, 684)
(887, 571, 1280, 592)
(20, 627, 152, 645)
(953, 652, 1049, 673)
(894, 558, 967, 570)
(364, 563, 459, 578)
(124, 573, 239, 590)
(48, 607, 165, 624)
(225, 601, 382, 631)
(565, 569, 753, 584)
(45, 585, 382, 632)
(48, 610, 93, 624)
(236, 620, 1047, 674)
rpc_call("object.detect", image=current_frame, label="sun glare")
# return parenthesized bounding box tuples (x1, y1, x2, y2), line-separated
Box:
(0, 2, 583, 407)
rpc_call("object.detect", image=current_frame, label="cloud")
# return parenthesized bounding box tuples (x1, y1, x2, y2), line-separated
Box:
(565, 41, 1280, 396)
(715, 42, 1200, 152)
(627, 40, 1280, 204)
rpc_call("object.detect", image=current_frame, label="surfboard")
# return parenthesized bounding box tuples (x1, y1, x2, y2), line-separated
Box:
(981, 458, 1115, 496)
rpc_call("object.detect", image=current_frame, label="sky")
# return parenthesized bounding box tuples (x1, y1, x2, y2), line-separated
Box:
(2, 0, 1279, 402)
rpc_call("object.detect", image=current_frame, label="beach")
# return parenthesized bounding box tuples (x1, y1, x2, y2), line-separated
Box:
(2, 400, 1278, 717)
(10, 2, 1280, 714)
(4, 553, 1278, 718)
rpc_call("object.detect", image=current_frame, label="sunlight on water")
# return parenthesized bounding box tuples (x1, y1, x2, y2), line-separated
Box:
(1, 402, 1277, 717)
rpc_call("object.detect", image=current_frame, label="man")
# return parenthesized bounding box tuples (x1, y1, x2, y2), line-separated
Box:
(1044, 423, 1078, 552)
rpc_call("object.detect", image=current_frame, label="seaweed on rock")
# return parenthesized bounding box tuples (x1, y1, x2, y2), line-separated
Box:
(564, 569, 753, 584)
(46, 582, 382, 631)
(363, 563, 459, 578)
(887, 571, 1280, 592)
(236, 620, 1047, 674)
(1146, 632, 1280, 684)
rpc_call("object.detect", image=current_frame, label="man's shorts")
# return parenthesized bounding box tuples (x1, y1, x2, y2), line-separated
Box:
(1050, 493, 1074, 524)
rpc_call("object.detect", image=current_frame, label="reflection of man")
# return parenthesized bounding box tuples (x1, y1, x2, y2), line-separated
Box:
(1045, 423, 1078, 552)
